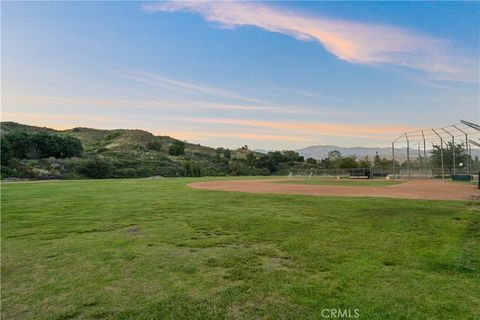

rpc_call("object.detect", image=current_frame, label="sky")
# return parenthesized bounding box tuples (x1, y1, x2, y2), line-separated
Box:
(2, 1, 479, 149)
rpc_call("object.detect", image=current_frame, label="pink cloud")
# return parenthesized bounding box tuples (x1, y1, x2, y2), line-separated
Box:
(165, 130, 308, 142)
(142, 1, 476, 82)
(169, 116, 417, 140)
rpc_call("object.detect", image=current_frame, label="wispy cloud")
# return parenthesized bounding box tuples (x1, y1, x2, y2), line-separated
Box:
(2, 112, 311, 142)
(166, 116, 417, 140)
(3, 95, 348, 116)
(123, 69, 264, 104)
(142, 1, 477, 83)
(0, 111, 133, 131)
(2, 111, 416, 147)
(166, 130, 309, 142)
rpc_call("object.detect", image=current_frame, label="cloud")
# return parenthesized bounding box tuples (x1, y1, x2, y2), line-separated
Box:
(0, 111, 133, 131)
(2, 112, 310, 142)
(142, 1, 477, 83)
(165, 116, 417, 140)
(165, 130, 308, 142)
(3, 95, 347, 116)
(123, 69, 264, 104)
(3, 109, 414, 143)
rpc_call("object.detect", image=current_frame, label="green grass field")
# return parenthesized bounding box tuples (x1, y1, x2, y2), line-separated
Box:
(276, 179, 404, 187)
(2, 178, 479, 319)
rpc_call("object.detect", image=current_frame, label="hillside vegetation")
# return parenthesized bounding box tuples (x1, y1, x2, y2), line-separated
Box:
(0, 122, 318, 179)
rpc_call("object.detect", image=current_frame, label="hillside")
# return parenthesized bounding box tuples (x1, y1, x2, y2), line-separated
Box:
(0, 122, 291, 179)
(2, 122, 428, 180)
(1, 122, 216, 156)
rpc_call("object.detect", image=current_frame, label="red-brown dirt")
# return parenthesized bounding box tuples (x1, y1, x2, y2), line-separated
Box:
(188, 179, 479, 201)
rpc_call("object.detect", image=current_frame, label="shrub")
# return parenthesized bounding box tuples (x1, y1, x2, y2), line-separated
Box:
(146, 139, 162, 151)
(78, 157, 114, 179)
(168, 141, 185, 156)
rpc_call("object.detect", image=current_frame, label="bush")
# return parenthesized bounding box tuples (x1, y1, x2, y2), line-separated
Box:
(78, 157, 114, 178)
(146, 139, 162, 151)
(168, 141, 185, 156)
(114, 168, 138, 178)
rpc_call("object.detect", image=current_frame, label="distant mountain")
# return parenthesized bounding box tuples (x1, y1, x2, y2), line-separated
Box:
(297, 144, 480, 161)
(297, 145, 405, 160)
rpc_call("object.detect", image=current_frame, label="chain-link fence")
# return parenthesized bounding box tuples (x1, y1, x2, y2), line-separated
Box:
(392, 120, 480, 179)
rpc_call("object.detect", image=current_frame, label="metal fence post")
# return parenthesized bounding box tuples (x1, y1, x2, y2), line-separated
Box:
(391, 142, 395, 178)
(432, 129, 444, 179)
(405, 133, 410, 178)
(422, 130, 427, 177)
(441, 128, 455, 175)
(453, 125, 469, 175)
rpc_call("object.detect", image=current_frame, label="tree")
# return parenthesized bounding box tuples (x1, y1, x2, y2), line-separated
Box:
(373, 152, 381, 166)
(228, 160, 249, 176)
(358, 156, 371, 168)
(319, 158, 333, 169)
(376, 157, 396, 169)
(255, 155, 272, 171)
(4, 131, 30, 159)
(281, 150, 301, 162)
(246, 151, 256, 166)
(431, 142, 468, 169)
(268, 151, 285, 164)
(168, 141, 185, 156)
(223, 149, 231, 160)
(2, 131, 82, 159)
(306, 157, 317, 164)
(1, 136, 12, 165)
(474, 156, 480, 170)
(56, 135, 83, 158)
(328, 150, 342, 162)
(337, 155, 358, 169)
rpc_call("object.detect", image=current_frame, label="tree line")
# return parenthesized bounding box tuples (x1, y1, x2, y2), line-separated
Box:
(2, 129, 477, 180)
(1, 131, 83, 164)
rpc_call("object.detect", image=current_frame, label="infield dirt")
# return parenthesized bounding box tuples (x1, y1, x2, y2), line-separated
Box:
(189, 179, 479, 201)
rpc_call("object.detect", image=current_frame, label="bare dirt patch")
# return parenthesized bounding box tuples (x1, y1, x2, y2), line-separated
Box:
(188, 179, 479, 201)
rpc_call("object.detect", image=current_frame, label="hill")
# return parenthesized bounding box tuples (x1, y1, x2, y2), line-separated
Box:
(0, 122, 298, 179)
(1, 122, 424, 180)
(1, 121, 215, 155)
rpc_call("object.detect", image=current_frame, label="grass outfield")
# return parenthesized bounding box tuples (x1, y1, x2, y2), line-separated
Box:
(2, 178, 479, 319)
(275, 179, 404, 187)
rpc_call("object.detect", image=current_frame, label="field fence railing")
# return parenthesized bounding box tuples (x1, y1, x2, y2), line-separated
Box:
(284, 166, 480, 180)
